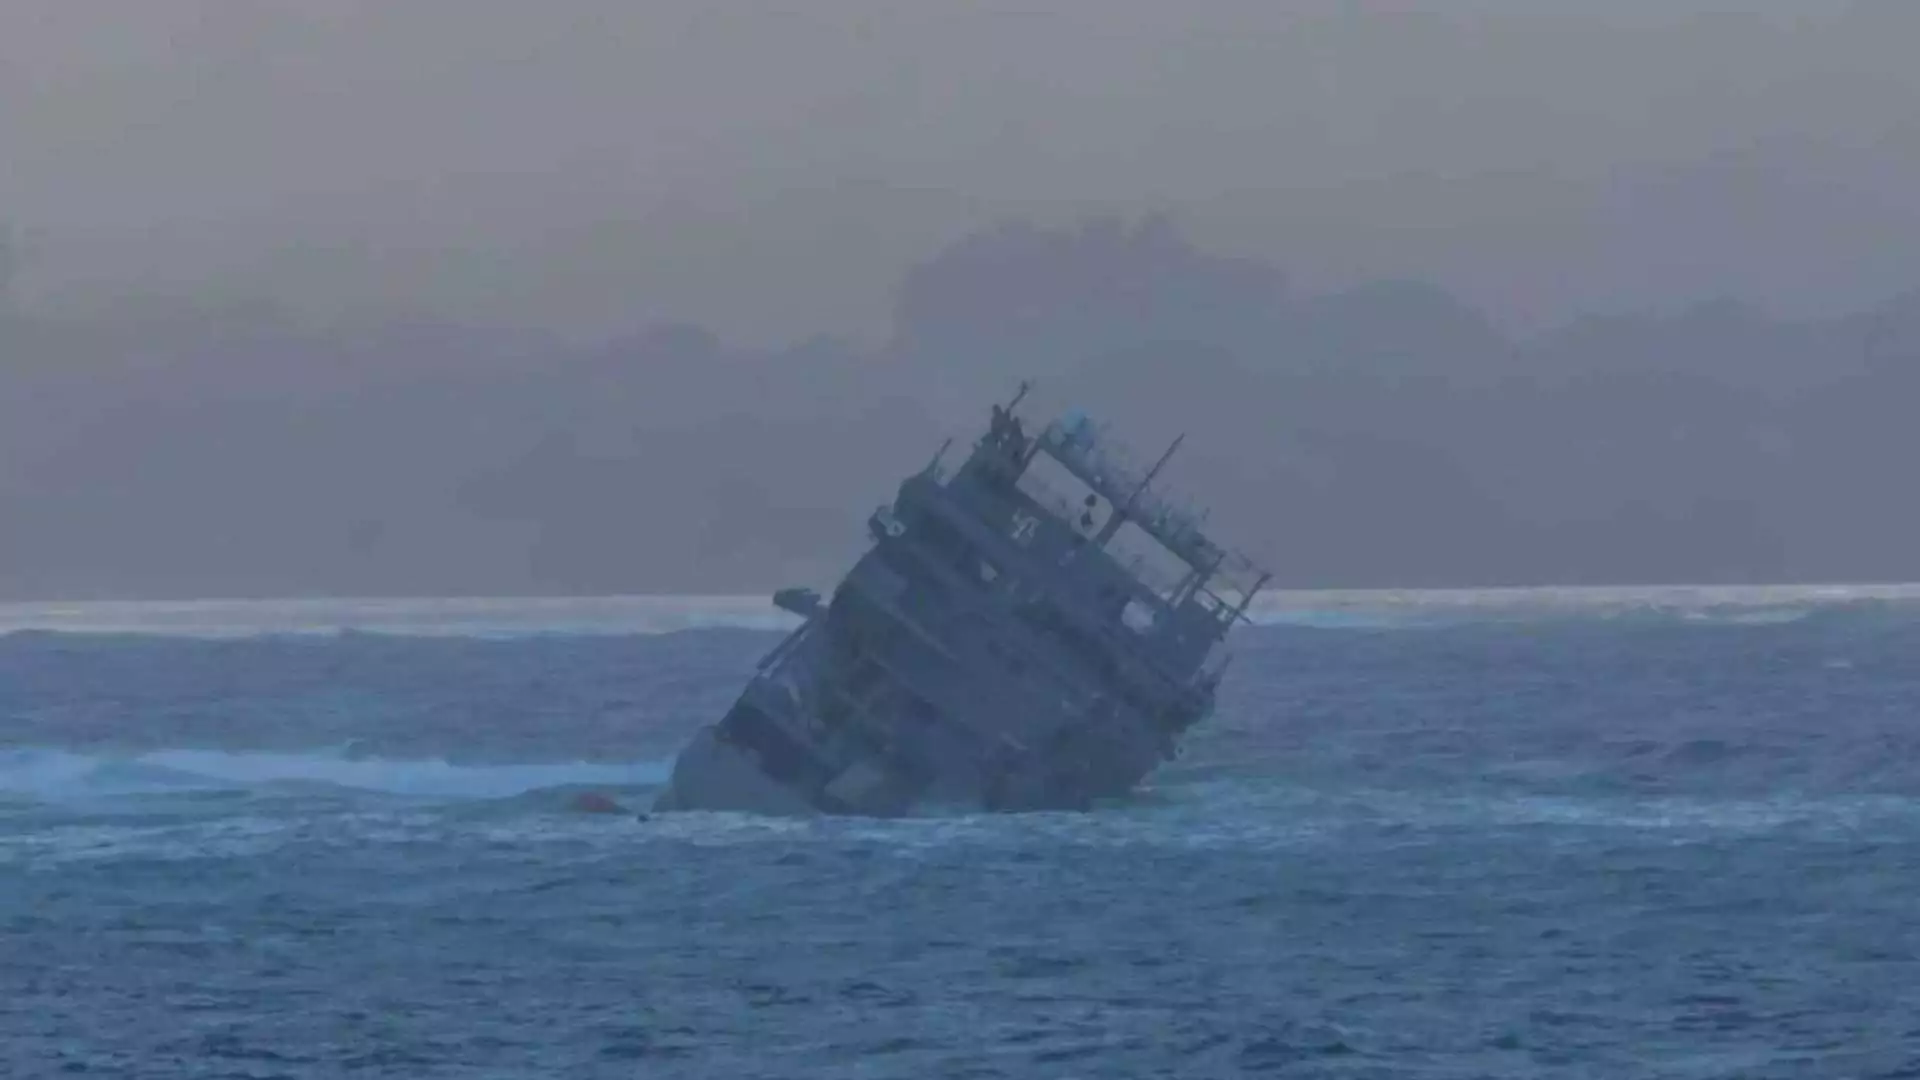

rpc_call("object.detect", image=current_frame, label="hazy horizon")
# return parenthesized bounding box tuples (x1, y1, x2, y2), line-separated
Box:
(5, 1, 1919, 345)
(6, 2, 1920, 601)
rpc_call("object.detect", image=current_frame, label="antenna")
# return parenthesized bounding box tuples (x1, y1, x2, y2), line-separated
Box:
(924, 436, 954, 476)
(1133, 433, 1184, 503)
(1096, 432, 1185, 546)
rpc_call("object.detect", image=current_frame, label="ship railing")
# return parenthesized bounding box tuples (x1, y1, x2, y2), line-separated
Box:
(1022, 482, 1091, 532)
(1035, 419, 1227, 568)
(1210, 550, 1268, 597)
(1037, 417, 1149, 502)
(1170, 549, 1270, 630)
(1027, 409, 1272, 612)
(1116, 551, 1190, 601)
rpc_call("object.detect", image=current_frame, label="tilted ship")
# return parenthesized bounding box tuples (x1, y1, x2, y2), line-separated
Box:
(652, 383, 1270, 817)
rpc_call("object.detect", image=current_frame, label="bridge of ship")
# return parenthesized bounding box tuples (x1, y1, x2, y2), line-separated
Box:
(910, 382, 1271, 687)
(726, 384, 1275, 806)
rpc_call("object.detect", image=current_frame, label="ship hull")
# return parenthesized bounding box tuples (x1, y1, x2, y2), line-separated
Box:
(650, 568, 1181, 818)
(650, 386, 1256, 819)
(651, 725, 821, 817)
(651, 583, 942, 818)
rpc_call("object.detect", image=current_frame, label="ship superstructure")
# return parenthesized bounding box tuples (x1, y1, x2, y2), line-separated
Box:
(653, 383, 1269, 816)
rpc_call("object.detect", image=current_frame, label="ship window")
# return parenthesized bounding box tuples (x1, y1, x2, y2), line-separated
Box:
(1016, 449, 1113, 536)
(1105, 520, 1194, 599)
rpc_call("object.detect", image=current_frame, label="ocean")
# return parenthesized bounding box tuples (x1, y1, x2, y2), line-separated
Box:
(5, 588, 1920, 1078)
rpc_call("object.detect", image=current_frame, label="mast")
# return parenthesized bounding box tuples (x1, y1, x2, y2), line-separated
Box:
(1128, 434, 1185, 509)
(1095, 432, 1184, 546)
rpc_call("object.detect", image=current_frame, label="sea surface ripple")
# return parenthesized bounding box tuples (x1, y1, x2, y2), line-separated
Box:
(4, 588, 1920, 1078)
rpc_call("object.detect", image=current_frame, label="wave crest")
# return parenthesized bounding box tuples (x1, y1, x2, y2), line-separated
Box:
(0, 747, 668, 803)
(6, 586, 1920, 639)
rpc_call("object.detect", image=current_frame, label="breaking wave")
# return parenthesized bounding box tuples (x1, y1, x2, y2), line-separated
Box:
(0, 747, 669, 803)
(0, 595, 801, 640)
(5, 585, 1920, 640)
(1250, 585, 1920, 632)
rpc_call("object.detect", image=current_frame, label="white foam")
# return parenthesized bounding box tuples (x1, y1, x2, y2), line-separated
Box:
(5, 584, 1919, 639)
(0, 747, 668, 802)
(1247, 582, 1920, 628)
(0, 595, 801, 639)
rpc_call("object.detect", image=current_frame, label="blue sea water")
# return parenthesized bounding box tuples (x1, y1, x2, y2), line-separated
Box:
(5, 589, 1920, 1078)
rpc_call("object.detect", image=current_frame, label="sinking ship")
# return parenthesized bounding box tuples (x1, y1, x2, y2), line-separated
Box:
(652, 383, 1270, 817)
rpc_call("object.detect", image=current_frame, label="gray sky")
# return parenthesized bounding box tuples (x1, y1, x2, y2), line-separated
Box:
(4, 0, 1917, 345)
